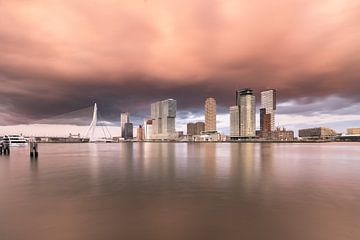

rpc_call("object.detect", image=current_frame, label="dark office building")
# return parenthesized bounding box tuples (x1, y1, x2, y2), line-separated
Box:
(123, 122, 133, 140)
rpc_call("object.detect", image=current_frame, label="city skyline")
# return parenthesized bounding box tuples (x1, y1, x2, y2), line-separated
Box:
(1, 2, 360, 239)
(0, 90, 358, 137)
(1, 0, 360, 134)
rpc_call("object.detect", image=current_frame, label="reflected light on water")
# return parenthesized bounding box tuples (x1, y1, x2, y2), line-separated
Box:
(0, 142, 360, 240)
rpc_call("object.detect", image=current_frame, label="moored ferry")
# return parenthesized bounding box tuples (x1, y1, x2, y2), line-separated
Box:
(2, 135, 28, 147)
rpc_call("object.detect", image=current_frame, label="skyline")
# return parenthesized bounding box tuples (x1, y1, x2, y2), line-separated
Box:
(0, 91, 358, 138)
(1, 0, 360, 133)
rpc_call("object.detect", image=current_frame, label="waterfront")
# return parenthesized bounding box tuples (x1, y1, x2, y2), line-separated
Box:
(0, 143, 360, 240)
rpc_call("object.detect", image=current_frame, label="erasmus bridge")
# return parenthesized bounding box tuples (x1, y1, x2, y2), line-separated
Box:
(84, 103, 112, 142)
(31, 103, 113, 142)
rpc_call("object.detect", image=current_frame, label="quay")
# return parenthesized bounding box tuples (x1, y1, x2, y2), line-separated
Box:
(33, 136, 90, 143)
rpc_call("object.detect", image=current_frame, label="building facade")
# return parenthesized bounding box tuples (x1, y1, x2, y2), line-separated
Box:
(230, 89, 256, 139)
(136, 125, 144, 141)
(144, 119, 153, 140)
(120, 112, 130, 138)
(299, 127, 337, 140)
(260, 108, 272, 134)
(187, 122, 205, 135)
(271, 128, 294, 141)
(123, 122, 133, 140)
(347, 128, 360, 135)
(150, 99, 177, 140)
(187, 123, 195, 135)
(260, 89, 276, 131)
(205, 97, 216, 132)
(195, 122, 205, 135)
(229, 106, 240, 137)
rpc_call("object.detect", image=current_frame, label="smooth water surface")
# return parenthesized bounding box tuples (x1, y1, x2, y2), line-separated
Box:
(0, 143, 360, 240)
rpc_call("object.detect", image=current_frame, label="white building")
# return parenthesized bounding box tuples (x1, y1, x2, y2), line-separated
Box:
(144, 119, 153, 140)
(230, 89, 256, 139)
(150, 99, 177, 140)
(230, 106, 240, 137)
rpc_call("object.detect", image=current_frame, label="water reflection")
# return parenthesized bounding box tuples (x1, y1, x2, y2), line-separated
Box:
(229, 143, 256, 193)
(1, 143, 359, 240)
(30, 157, 38, 172)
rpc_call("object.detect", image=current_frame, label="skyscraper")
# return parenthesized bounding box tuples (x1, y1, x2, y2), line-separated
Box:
(144, 119, 153, 140)
(150, 99, 177, 140)
(230, 89, 256, 139)
(229, 106, 240, 137)
(123, 122, 133, 140)
(120, 112, 131, 138)
(261, 89, 276, 131)
(260, 108, 271, 133)
(205, 97, 216, 132)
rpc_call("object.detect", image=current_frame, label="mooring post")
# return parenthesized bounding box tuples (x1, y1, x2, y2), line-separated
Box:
(30, 139, 38, 158)
(3, 141, 10, 155)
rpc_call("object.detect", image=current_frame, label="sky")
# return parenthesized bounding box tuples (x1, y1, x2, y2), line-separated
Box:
(0, 0, 360, 136)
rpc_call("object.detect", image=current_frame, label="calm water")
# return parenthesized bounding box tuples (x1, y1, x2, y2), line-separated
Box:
(0, 143, 360, 240)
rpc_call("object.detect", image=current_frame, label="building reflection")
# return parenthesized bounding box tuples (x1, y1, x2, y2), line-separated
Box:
(203, 143, 217, 186)
(258, 143, 274, 202)
(121, 142, 135, 180)
(230, 143, 256, 195)
(130, 143, 177, 183)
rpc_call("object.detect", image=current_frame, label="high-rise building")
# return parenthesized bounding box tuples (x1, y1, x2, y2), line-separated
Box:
(144, 119, 153, 140)
(260, 108, 272, 133)
(120, 112, 131, 138)
(205, 97, 216, 132)
(150, 99, 177, 140)
(123, 122, 133, 140)
(136, 125, 144, 141)
(230, 89, 256, 139)
(229, 106, 240, 137)
(261, 89, 276, 131)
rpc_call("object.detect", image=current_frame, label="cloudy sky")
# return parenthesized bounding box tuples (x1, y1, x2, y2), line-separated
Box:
(0, 0, 359, 136)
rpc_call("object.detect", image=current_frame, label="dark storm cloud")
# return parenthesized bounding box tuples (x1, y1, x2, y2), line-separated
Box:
(1, 0, 360, 125)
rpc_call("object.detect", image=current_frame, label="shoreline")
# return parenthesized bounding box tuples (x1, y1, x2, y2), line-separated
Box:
(34, 140, 359, 144)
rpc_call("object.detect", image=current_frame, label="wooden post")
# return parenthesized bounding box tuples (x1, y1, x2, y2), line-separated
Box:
(3, 142, 10, 155)
(30, 141, 38, 158)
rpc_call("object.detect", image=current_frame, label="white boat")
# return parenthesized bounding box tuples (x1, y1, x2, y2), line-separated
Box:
(3, 135, 28, 147)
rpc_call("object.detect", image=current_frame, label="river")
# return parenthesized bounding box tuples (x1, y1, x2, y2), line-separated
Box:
(0, 143, 359, 240)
